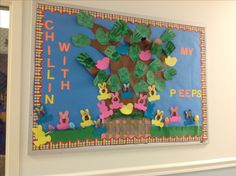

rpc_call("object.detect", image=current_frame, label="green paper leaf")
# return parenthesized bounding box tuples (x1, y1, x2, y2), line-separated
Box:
(135, 24, 150, 38)
(160, 29, 175, 43)
(146, 70, 155, 85)
(72, 34, 91, 47)
(95, 28, 109, 45)
(105, 45, 121, 61)
(107, 74, 121, 92)
(149, 59, 163, 72)
(134, 60, 147, 78)
(108, 30, 122, 42)
(130, 32, 142, 44)
(76, 53, 95, 69)
(113, 20, 129, 37)
(77, 11, 94, 28)
(134, 80, 148, 96)
(151, 43, 162, 58)
(129, 44, 140, 62)
(155, 79, 166, 92)
(163, 67, 177, 80)
(164, 41, 176, 56)
(93, 70, 107, 86)
(118, 67, 130, 83)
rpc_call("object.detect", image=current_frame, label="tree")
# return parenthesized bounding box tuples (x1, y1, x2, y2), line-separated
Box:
(72, 11, 177, 117)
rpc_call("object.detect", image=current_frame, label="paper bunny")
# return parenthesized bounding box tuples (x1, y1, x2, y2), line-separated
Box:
(134, 93, 147, 111)
(57, 111, 70, 130)
(97, 101, 113, 122)
(109, 92, 123, 110)
(169, 106, 181, 123)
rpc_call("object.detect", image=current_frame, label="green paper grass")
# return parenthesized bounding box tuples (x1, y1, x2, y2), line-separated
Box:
(151, 126, 202, 137)
(107, 74, 121, 92)
(118, 67, 130, 83)
(105, 45, 121, 61)
(112, 20, 129, 37)
(149, 59, 163, 72)
(72, 34, 91, 47)
(146, 70, 155, 85)
(49, 126, 99, 142)
(96, 28, 109, 45)
(163, 67, 177, 80)
(134, 60, 147, 78)
(155, 79, 166, 92)
(164, 41, 176, 56)
(129, 44, 140, 62)
(93, 70, 107, 86)
(76, 53, 95, 69)
(134, 80, 148, 96)
(77, 11, 94, 28)
(151, 43, 162, 58)
(160, 29, 176, 43)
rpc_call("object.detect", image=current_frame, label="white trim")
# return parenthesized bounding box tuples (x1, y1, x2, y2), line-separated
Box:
(5, 1, 22, 176)
(43, 157, 236, 176)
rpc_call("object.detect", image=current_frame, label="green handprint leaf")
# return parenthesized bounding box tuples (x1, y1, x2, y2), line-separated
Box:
(164, 41, 176, 56)
(146, 70, 155, 85)
(151, 43, 162, 58)
(105, 46, 121, 61)
(77, 11, 94, 28)
(95, 28, 109, 45)
(163, 67, 177, 80)
(107, 74, 121, 92)
(72, 34, 91, 47)
(118, 67, 130, 83)
(160, 29, 175, 43)
(129, 44, 140, 62)
(134, 60, 147, 78)
(155, 79, 166, 92)
(149, 59, 163, 72)
(93, 70, 108, 86)
(76, 53, 95, 69)
(134, 80, 148, 96)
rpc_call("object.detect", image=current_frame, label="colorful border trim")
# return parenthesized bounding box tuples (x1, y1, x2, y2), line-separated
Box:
(32, 3, 207, 151)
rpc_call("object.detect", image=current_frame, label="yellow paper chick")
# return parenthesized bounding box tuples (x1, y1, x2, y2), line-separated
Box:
(152, 110, 164, 128)
(165, 56, 177, 67)
(148, 85, 160, 102)
(32, 125, 51, 147)
(97, 82, 111, 101)
(120, 103, 133, 115)
(80, 109, 95, 128)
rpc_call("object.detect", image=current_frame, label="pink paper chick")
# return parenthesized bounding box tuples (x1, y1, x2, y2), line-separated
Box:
(139, 50, 151, 61)
(169, 107, 181, 123)
(109, 92, 123, 110)
(134, 93, 147, 111)
(97, 101, 113, 122)
(96, 57, 110, 70)
(57, 111, 70, 130)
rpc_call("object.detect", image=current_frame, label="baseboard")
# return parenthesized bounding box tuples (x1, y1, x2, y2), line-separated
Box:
(44, 157, 236, 176)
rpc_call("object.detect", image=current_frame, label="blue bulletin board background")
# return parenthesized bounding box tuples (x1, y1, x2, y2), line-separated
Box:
(41, 12, 202, 129)
(32, 3, 207, 150)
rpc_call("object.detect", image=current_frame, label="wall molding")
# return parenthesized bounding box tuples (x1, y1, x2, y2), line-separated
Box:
(45, 157, 236, 176)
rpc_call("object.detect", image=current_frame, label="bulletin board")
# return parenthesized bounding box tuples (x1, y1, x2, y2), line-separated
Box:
(31, 3, 207, 151)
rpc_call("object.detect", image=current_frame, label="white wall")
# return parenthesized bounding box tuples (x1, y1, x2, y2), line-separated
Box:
(6, 1, 236, 176)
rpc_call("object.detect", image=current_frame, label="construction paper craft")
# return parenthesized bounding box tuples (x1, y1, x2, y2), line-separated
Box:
(109, 92, 124, 110)
(169, 107, 181, 123)
(32, 125, 51, 147)
(31, 3, 207, 151)
(80, 109, 95, 128)
(152, 110, 164, 128)
(134, 93, 147, 111)
(57, 111, 70, 130)
(97, 82, 111, 100)
(96, 57, 110, 70)
(139, 50, 151, 61)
